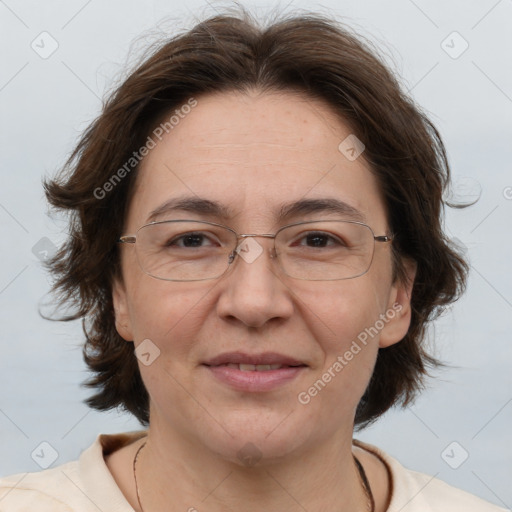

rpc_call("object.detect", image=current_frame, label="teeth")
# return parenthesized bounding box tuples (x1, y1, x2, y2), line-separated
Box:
(225, 363, 285, 371)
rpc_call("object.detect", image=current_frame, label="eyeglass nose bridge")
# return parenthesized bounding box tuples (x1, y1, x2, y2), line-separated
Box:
(227, 233, 278, 264)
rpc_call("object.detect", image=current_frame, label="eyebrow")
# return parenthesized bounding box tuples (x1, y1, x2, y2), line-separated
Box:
(146, 196, 366, 224)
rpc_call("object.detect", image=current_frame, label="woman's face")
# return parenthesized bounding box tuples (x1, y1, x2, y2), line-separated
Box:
(114, 90, 414, 463)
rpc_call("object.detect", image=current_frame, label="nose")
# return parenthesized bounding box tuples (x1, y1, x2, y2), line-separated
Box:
(215, 236, 294, 329)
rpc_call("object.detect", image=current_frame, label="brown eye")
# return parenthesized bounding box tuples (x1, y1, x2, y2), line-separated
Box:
(294, 231, 346, 248)
(166, 232, 213, 248)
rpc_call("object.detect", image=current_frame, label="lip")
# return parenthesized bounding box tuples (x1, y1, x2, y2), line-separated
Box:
(202, 351, 307, 392)
(203, 351, 305, 367)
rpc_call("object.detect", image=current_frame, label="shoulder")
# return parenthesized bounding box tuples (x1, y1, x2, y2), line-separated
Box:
(0, 431, 146, 512)
(0, 460, 81, 511)
(387, 464, 507, 512)
(354, 440, 508, 512)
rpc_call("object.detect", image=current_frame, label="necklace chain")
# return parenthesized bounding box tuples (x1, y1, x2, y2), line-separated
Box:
(133, 441, 146, 512)
(133, 441, 374, 512)
(354, 453, 376, 512)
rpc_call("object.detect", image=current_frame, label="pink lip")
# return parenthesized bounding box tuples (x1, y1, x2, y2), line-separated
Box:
(205, 365, 305, 392)
(203, 352, 307, 392)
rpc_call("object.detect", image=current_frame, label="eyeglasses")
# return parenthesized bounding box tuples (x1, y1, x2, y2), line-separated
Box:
(118, 219, 392, 282)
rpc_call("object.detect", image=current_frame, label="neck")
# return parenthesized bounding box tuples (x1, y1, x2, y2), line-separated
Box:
(134, 423, 372, 512)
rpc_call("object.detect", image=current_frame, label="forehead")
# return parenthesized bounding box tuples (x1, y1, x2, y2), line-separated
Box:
(127, 90, 388, 230)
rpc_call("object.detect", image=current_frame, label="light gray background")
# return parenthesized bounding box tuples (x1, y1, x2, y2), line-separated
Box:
(0, 0, 511, 508)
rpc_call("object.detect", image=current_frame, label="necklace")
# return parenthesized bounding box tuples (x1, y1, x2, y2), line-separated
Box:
(133, 441, 375, 512)
(354, 453, 376, 512)
(133, 441, 146, 512)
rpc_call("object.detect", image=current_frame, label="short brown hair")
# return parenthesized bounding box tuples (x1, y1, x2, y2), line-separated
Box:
(44, 7, 468, 428)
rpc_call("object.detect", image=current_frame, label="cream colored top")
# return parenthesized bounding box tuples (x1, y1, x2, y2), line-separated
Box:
(0, 431, 507, 511)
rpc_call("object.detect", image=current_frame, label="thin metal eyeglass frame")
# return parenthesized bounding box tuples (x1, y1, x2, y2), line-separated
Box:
(117, 219, 393, 281)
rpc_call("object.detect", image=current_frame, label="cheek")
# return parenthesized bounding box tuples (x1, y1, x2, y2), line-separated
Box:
(126, 277, 221, 368)
(126, 278, 192, 340)
(294, 280, 386, 418)
(298, 277, 386, 354)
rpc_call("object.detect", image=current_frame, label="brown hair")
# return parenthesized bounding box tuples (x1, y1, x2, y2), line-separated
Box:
(44, 7, 468, 428)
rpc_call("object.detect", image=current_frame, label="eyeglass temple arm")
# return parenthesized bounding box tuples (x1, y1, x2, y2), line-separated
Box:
(118, 236, 136, 243)
(239, 233, 392, 243)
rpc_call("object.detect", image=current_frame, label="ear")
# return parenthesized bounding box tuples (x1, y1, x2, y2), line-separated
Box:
(112, 277, 134, 342)
(379, 258, 416, 348)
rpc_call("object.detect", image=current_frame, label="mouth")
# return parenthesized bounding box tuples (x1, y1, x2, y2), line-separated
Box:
(202, 352, 307, 392)
(221, 363, 297, 371)
(203, 351, 306, 367)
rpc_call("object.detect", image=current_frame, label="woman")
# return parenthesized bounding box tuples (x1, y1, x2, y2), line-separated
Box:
(0, 7, 506, 511)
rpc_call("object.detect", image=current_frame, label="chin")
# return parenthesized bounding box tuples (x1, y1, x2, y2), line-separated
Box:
(195, 407, 318, 467)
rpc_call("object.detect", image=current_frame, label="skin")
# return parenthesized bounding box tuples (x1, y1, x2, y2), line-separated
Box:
(107, 89, 416, 512)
